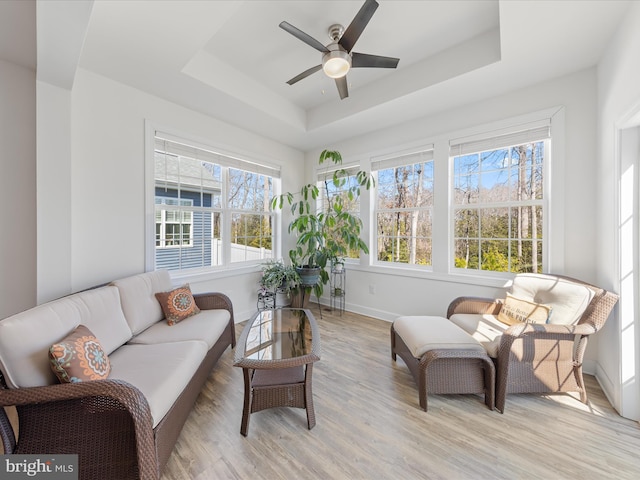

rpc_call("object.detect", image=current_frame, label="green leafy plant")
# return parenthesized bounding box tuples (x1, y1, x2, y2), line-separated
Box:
(259, 259, 300, 291)
(271, 149, 374, 298)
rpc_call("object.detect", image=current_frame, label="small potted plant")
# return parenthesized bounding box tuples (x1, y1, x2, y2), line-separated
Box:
(259, 259, 300, 307)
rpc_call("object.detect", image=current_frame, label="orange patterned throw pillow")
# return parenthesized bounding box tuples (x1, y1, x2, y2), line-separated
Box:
(49, 324, 111, 383)
(155, 284, 200, 325)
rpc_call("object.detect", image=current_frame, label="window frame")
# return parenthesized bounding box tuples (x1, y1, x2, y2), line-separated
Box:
(361, 107, 562, 285)
(316, 164, 365, 262)
(145, 123, 281, 275)
(371, 147, 435, 269)
(155, 196, 194, 249)
(451, 138, 548, 275)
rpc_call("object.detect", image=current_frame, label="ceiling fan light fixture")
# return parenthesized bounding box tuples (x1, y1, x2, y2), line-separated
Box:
(322, 49, 351, 78)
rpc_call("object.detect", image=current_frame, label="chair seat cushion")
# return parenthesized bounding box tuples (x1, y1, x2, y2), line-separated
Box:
(108, 340, 207, 427)
(128, 309, 230, 350)
(448, 313, 509, 358)
(393, 315, 484, 358)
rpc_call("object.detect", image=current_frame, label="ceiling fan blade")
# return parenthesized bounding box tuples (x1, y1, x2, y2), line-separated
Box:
(286, 65, 323, 85)
(335, 76, 349, 100)
(339, 0, 379, 53)
(279, 21, 329, 53)
(351, 52, 400, 69)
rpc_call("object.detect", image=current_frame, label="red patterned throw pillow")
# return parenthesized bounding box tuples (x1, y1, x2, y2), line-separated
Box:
(49, 324, 111, 383)
(155, 284, 200, 326)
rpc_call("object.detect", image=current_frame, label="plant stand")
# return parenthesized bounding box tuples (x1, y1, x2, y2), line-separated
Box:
(330, 268, 345, 315)
(257, 291, 275, 310)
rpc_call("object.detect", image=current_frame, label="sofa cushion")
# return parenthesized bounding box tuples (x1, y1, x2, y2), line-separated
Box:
(111, 270, 173, 335)
(155, 284, 200, 325)
(128, 309, 230, 349)
(510, 273, 594, 325)
(497, 293, 552, 325)
(393, 316, 484, 358)
(49, 325, 111, 383)
(448, 313, 509, 358)
(0, 286, 131, 389)
(108, 340, 208, 428)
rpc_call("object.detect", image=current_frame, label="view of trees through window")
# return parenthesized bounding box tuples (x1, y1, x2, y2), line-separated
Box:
(229, 168, 273, 261)
(453, 141, 544, 273)
(154, 137, 275, 271)
(320, 167, 363, 260)
(375, 152, 434, 265)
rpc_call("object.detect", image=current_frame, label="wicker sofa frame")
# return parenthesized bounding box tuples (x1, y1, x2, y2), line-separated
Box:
(0, 292, 235, 480)
(447, 274, 618, 413)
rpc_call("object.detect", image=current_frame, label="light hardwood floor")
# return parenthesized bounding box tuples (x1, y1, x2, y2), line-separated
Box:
(161, 306, 640, 480)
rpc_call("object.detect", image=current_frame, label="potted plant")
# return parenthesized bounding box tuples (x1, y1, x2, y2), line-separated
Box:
(271, 149, 373, 300)
(259, 259, 300, 307)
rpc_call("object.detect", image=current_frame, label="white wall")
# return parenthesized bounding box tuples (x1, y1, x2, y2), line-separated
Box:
(0, 59, 36, 319)
(597, 1, 640, 420)
(37, 81, 72, 304)
(66, 69, 304, 322)
(306, 68, 601, 358)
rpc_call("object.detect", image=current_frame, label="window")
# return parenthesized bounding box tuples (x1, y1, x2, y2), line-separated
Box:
(152, 134, 279, 272)
(229, 168, 274, 262)
(155, 197, 193, 248)
(372, 148, 434, 266)
(317, 165, 363, 259)
(451, 124, 549, 273)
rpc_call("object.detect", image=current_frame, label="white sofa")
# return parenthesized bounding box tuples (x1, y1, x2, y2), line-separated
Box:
(0, 270, 235, 480)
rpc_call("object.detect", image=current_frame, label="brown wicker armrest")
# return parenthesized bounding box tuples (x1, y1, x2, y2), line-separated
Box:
(0, 379, 158, 478)
(0, 379, 152, 419)
(504, 322, 597, 337)
(193, 292, 236, 347)
(447, 297, 502, 318)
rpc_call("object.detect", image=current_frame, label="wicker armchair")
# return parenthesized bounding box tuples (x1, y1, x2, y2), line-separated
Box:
(446, 274, 618, 413)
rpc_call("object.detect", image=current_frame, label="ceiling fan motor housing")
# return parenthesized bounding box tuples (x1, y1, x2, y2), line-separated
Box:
(322, 42, 352, 78)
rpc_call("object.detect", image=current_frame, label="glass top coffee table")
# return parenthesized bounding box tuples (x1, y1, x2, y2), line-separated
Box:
(234, 308, 321, 436)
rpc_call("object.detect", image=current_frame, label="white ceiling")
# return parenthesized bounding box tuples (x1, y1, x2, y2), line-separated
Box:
(33, 1, 636, 151)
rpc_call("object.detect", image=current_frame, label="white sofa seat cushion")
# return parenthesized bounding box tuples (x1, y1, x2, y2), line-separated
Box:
(111, 270, 173, 335)
(510, 273, 594, 325)
(393, 315, 484, 358)
(448, 313, 509, 358)
(128, 309, 230, 349)
(0, 286, 132, 389)
(108, 340, 208, 428)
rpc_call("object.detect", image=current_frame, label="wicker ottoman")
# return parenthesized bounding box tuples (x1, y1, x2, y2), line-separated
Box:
(391, 315, 495, 411)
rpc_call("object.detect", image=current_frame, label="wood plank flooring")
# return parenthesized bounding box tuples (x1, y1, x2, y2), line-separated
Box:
(161, 306, 640, 480)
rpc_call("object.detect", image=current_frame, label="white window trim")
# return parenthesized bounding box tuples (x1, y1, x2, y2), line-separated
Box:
(356, 106, 564, 286)
(447, 108, 563, 278)
(144, 121, 281, 276)
(371, 146, 435, 268)
(155, 196, 194, 249)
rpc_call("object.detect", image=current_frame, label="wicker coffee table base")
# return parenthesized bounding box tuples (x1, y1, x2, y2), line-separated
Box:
(240, 365, 315, 436)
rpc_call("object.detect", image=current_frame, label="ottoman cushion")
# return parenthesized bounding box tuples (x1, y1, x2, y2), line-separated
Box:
(393, 315, 485, 358)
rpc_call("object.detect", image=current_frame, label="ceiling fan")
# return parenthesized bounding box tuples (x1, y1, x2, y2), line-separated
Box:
(279, 0, 400, 100)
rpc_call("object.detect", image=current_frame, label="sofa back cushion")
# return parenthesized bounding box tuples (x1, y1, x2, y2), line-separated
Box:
(111, 270, 173, 335)
(0, 286, 131, 389)
(510, 273, 595, 325)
